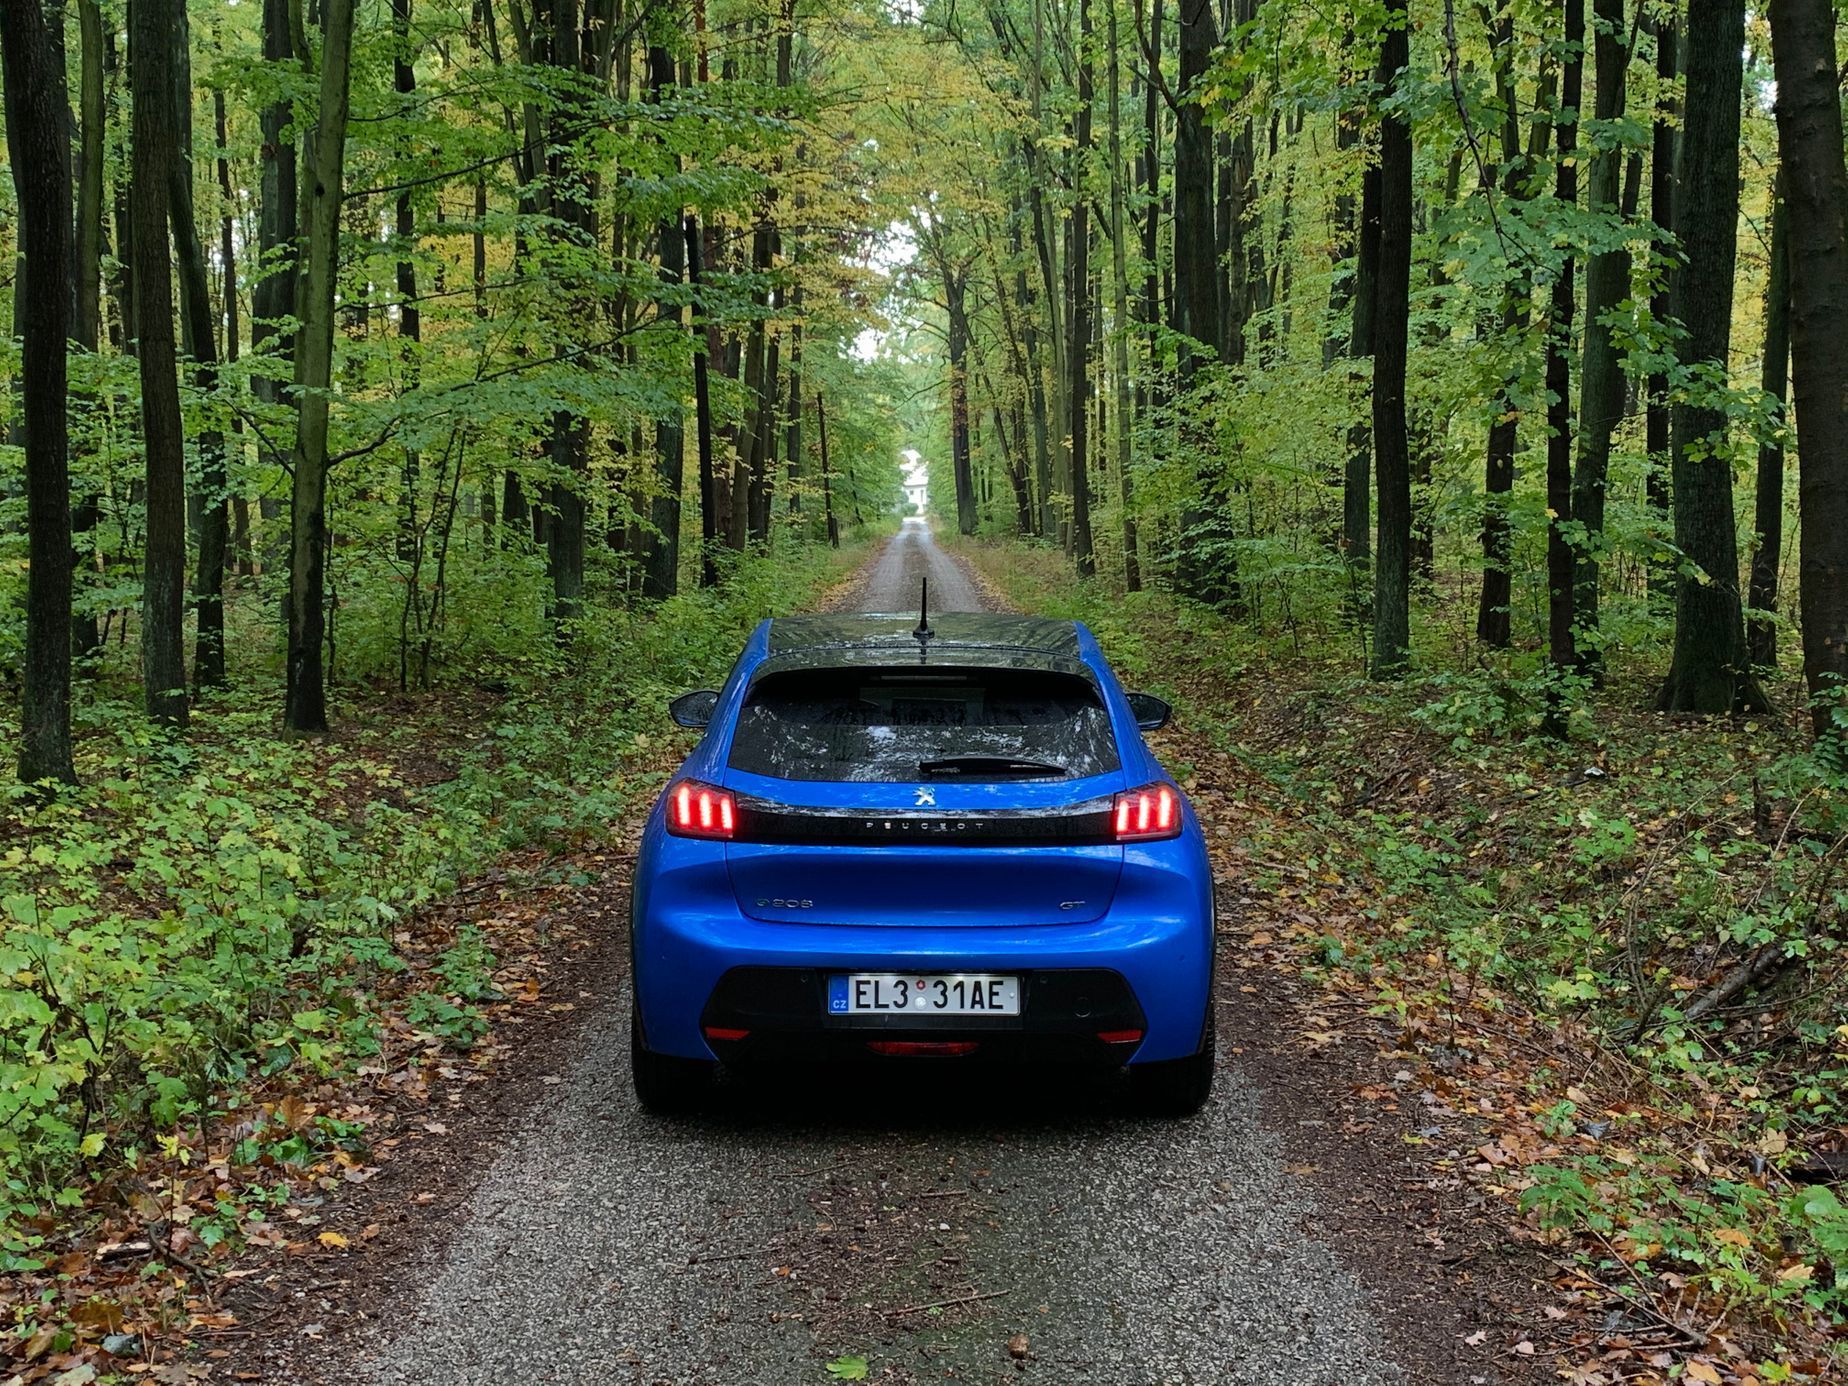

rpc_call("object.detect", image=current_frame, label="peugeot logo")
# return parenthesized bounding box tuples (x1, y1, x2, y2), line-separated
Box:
(914, 786, 937, 807)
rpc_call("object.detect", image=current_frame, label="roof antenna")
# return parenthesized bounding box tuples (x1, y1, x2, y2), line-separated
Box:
(913, 577, 934, 644)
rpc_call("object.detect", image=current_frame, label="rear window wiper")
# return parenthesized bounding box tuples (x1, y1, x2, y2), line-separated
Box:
(918, 756, 1069, 778)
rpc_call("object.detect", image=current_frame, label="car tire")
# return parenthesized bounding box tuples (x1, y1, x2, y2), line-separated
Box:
(1130, 1006, 1215, 1117)
(630, 997, 716, 1116)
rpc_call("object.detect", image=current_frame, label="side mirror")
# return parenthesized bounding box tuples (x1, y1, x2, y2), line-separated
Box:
(669, 689, 719, 729)
(1126, 691, 1172, 732)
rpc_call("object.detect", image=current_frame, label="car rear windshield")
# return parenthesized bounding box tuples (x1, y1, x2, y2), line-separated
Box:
(726, 666, 1121, 782)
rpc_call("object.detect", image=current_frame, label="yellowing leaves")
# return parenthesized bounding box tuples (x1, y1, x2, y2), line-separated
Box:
(317, 1230, 351, 1250)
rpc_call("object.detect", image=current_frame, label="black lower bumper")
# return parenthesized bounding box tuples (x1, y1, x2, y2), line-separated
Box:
(697, 966, 1148, 1064)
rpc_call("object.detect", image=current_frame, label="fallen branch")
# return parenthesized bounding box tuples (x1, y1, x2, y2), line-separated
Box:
(883, 1286, 1012, 1317)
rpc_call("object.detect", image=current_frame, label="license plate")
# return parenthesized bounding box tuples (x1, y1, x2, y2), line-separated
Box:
(829, 973, 1021, 1017)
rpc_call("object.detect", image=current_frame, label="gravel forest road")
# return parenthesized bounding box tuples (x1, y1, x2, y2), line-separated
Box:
(322, 521, 1474, 1386)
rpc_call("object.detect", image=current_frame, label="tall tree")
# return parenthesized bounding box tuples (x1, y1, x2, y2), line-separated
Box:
(1569, 0, 1629, 672)
(1369, 0, 1413, 677)
(1746, 172, 1789, 670)
(1657, 0, 1765, 713)
(285, 0, 358, 733)
(1107, 0, 1140, 590)
(72, 0, 105, 658)
(1769, 0, 1848, 738)
(1172, 0, 1221, 599)
(1644, 11, 1677, 600)
(2, 0, 76, 782)
(169, 9, 229, 689)
(641, 41, 684, 599)
(1543, 0, 1584, 689)
(130, 0, 189, 727)
(1067, 0, 1097, 576)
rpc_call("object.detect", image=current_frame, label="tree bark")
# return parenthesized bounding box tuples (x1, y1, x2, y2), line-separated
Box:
(285, 0, 357, 734)
(1068, 0, 1096, 576)
(1657, 0, 1766, 713)
(1645, 12, 1677, 600)
(641, 43, 684, 599)
(1475, 2, 1532, 647)
(1770, 0, 1848, 737)
(71, 0, 104, 657)
(1370, 0, 1413, 678)
(1747, 170, 1789, 670)
(1570, 0, 1629, 673)
(1107, 0, 1139, 590)
(946, 268, 978, 536)
(1544, 0, 1583, 692)
(169, 14, 228, 690)
(686, 215, 720, 587)
(393, 0, 422, 565)
(131, 0, 189, 726)
(2, 0, 77, 782)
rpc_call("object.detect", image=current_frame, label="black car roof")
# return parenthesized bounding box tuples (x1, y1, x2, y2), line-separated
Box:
(766, 613, 1083, 657)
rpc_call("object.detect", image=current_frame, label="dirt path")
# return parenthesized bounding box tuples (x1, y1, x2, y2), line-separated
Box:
(266, 526, 1520, 1386)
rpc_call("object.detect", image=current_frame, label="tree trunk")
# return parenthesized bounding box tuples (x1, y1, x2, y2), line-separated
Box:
(545, 0, 589, 619)
(686, 215, 720, 587)
(641, 43, 684, 599)
(285, 0, 357, 734)
(169, 14, 228, 691)
(1747, 170, 1789, 669)
(1370, 0, 1412, 678)
(1544, 0, 1583, 691)
(1068, 0, 1096, 576)
(1645, 11, 1677, 601)
(130, 0, 188, 727)
(393, 0, 422, 565)
(254, 0, 298, 563)
(817, 392, 839, 548)
(1570, 0, 1628, 674)
(1174, 0, 1228, 602)
(1475, 2, 1528, 648)
(1346, 129, 1378, 588)
(946, 269, 978, 536)
(71, 0, 104, 658)
(214, 83, 251, 578)
(1657, 0, 1766, 713)
(1107, 0, 1139, 590)
(2, 0, 77, 782)
(1770, 0, 1848, 738)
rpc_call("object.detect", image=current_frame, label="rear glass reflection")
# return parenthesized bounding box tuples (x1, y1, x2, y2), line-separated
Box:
(726, 667, 1120, 782)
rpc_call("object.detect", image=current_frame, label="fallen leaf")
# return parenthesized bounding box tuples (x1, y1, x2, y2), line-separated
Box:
(1684, 1362, 1722, 1385)
(317, 1231, 350, 1250)
(1007, 1333, 1030, 1359)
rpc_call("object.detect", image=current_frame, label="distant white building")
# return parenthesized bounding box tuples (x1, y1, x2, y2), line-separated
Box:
(900, 452, 928, 512)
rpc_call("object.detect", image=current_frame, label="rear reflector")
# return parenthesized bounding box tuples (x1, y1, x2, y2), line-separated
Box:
(702, 1026, 750, 1042)
(1097, 1029, 1145, 1045)
(1113, 783, 1180, 841)
(867, 1040, 980, 1057)
(668, 780, 736, 839)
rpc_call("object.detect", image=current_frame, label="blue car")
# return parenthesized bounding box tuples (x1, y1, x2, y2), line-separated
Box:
(629, 611, 1216, 1115)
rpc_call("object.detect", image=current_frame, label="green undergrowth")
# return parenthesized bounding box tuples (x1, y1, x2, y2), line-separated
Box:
(962, 538, 1848, 1345)
(0, 539, 867, 1267)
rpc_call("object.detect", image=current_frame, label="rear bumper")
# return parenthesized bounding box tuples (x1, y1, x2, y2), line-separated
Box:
(631, 834, 1214, 1065)
(697, 966, 1149, 1065)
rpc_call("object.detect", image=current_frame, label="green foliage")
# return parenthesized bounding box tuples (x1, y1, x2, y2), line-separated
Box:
(0, 540, 862, 1266)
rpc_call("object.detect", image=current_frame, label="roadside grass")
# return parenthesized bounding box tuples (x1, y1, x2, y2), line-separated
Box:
(0, 538, 870, 1376)
(960, 537, 1848, 1384)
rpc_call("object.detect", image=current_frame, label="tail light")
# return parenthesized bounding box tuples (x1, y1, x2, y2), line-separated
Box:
(1113, 783, 1180, 841)
(667, 779, 736, 839)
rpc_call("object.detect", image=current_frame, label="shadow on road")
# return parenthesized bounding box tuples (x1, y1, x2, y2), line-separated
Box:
(652, 1059, 1177, 1135)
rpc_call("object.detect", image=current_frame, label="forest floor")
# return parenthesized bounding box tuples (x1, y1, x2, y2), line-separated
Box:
(6, 528, 1842, 1386)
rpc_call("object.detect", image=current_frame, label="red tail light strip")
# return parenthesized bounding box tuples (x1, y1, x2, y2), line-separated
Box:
(668, 780, 737, 839)
(1112, 784, 1179, 841)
